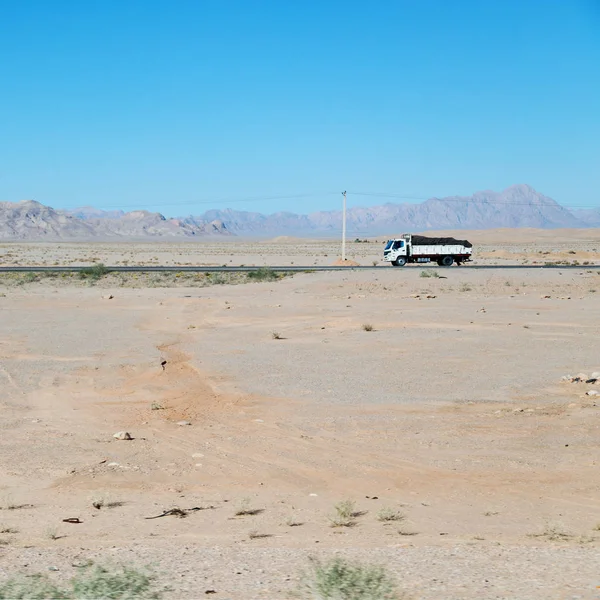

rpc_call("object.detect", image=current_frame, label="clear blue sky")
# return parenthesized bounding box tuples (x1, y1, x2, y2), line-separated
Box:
(1, 0, 599, 216)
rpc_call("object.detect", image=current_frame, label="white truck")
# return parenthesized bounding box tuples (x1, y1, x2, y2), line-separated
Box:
(383, 234, 473, 267)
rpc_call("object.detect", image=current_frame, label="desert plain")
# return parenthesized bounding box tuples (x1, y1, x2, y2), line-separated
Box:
(1, 231, 600, 599)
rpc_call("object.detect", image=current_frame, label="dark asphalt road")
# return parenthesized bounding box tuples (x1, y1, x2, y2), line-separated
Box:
(0, 264, 597, 273)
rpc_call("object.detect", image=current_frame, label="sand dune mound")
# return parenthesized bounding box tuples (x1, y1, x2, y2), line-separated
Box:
(331, 258, 360, 266)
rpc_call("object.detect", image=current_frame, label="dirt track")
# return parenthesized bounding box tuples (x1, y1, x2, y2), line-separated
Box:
(1, 259, 600, 598)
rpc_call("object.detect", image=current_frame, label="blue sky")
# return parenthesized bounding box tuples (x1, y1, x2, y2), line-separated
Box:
(1, 0, 599, 216)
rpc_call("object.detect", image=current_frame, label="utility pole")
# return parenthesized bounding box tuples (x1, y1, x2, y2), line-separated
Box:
(342, 190, 347, 261)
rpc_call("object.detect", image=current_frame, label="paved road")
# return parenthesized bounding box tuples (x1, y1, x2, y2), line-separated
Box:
(0, 264, 597, 273)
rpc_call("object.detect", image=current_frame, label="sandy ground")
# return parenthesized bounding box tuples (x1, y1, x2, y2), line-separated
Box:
(1, 253, 600, 598)
(1, 228, 600, 267)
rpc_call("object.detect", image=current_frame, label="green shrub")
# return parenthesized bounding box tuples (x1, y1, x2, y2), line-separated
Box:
(71, 564, 160, 599)
(79, 264, 110, 281)
(299, 557, 401, 599)
(0, 574, 69, 599)
(247, 268, 280, 282)
(0, 564, 161, 600)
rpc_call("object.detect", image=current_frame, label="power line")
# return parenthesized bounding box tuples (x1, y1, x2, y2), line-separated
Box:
(84, 192, 339, 211)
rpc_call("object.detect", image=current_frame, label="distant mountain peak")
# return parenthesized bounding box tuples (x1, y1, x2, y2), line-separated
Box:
(0, 185, 595, 240)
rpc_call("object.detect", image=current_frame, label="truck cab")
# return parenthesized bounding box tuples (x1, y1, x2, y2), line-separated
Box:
(383, 239, 408, 265)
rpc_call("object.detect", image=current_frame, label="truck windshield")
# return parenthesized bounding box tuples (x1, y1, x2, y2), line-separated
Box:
(384, 240, 393, 250)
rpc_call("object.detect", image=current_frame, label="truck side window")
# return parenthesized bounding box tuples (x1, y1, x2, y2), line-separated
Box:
(393, 241, 404, 249)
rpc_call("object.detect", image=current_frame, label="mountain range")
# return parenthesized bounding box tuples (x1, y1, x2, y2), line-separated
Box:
(0, 185, 598, 240)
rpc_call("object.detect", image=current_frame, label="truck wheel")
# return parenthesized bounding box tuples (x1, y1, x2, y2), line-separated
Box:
(441, 256, 454, 267)
(393, 257, 407, 267)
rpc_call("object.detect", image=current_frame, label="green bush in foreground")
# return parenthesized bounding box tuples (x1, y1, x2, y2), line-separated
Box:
(0, 574, 69, 600)
(299, 557, 402, 600)
(0, 564, 161, 600)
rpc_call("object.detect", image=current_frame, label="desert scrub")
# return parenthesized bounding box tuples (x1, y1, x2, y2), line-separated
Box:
(79, 263, 110, 281)
(0, 270, 295, 289)
(298, 556, 402, 599)
(247, 267, 281, 282)
(377, 507, 405, 522)
(0, 563, 161, 600)
(329, 500, 360, 528)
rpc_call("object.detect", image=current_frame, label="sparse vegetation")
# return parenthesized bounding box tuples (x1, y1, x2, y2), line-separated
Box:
(377, 507, 405, 522)
(420, 270, 440, 278)
(271, 331, 283, 340)
(46, 526, 60, 540)
(361, 323, 374, 332)
(0, 564, 162, 600)
(286, 517, 304, 527)
(248, 530, 272, 539)
(247, 267, 280, 282)
(528, 523, 574, 542)
(234, 497, 263, 517)
(0, 526, 18, 534)
(0, 270, 295, 289)
(298, 557, 402, 599)
(150, 401, 164, 411)
(79, 263, 110, 281)
(459, 282, 472, 292)
(329, 500, 362, 528)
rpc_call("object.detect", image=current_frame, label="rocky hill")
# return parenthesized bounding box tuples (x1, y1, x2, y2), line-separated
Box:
(1, 186, 596, 240)
(0, 201, 229, 240)
(195, 185, 587, 235)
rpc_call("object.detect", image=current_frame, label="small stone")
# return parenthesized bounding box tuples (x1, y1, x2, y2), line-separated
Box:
(192, 453, 204, 458)
(586, 390, 599, 397)
(176, 421, 191, 426)
(102, 294, 114, 300)
(113, 431, 132, 440)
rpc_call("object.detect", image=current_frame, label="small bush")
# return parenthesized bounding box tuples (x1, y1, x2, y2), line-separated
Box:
(420, 271, 431, 278)
(377, 507, 405, 522)
(247, 268, 279, 282)
(71, 564, 160, 599)
(459, 283, 472, 292)
(361, 324, 373, 332)
(271, 331, 282, 340)
(298, 557, 401, 599)
(235, 497, 263, 517)
(0, 574, 69, 599)
(0, 564, 161, 600)
(329, 500, 360, 528)
(79, 263, 110, 281)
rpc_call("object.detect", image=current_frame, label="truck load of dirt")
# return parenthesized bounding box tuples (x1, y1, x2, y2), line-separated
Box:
(331, 258, 360, 266)
(411, 235, 473, 248)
